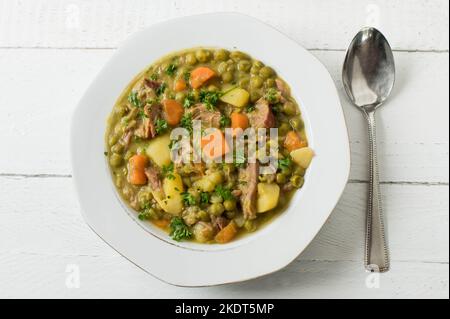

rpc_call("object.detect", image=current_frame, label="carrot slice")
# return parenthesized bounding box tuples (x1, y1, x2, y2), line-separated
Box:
(162, 99, 184, 126)
(201, 129, 230, 159)
(153, 218, 170, 229)
(231, 112, 249, 130)
(215, 221, 238, 244)
(190, 67, 216, 89)
(284, 131, 307, 152)
(174, 78, 186, 92)
(128, 154, 148, 185)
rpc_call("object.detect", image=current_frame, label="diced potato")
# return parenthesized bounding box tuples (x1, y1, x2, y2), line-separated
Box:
(256, 183, 280, 213)
(146, 134, 171, 167)
(152, 173, 184, 215)
(193, 171, 223, 192)
(220, 88, 249, 107)
(290, 147, 314, 169)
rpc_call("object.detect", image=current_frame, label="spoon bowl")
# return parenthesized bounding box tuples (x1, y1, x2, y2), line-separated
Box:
(343, 27, 395, 113)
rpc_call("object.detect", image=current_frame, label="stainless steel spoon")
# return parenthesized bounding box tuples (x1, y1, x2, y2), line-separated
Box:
(342, 27, 395, 272)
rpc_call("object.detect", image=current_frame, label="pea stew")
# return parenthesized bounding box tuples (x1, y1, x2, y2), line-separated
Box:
(105, 48, 314, 244)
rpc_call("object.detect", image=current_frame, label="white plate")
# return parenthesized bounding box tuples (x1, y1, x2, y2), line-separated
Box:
(71, 13, 350, 287)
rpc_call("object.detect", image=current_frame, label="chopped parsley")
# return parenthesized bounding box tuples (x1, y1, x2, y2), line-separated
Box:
(162, 162, 175, 180)
(156, 82, 167, 96)
(234, 149, 246, 168)
(165, 64, 177, 76)
(214, 185, 234, 201)
(155, 119, 168, 134)
(138, 202, 155, 220)
(183, 71, 191, 82)
(199, 90, 221, 110)
(278, 157, 292, 170)
(127, 91, 141, 107)
(138, 110, 148, 119)
(264, 88, 279, 104)
(183, 91, 196, 108)
(246, 104, 256, 112)
(200, 192, 210, 205)
(103, 151, 108, 156)
(181, 192, 197, 206)
(219, 115, 231, 129)
(180, 113, 193, 134)
(169, 217, 192, 241)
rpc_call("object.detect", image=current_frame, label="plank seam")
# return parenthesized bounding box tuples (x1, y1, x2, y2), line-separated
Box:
(1, 173, 447, 186)
(0, 46, 448, 53)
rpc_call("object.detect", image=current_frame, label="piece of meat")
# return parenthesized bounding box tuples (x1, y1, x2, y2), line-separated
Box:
(145, 104, 163, 138)
(231, 189, 242, 198)
(247, 98, 275, 129)
(144, 79, 161, 90)
(119, 130, 133, 148)
(187, 103, 221, 128)
(239, 161, 259, 220)
(212, 216, 229, 231)
(134, 118, 152, 139)
(275, 78, 290, 97)
(145, 166, 163, 194)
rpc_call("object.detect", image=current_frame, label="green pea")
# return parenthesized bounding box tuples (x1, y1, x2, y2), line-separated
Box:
(289, 117, 304, 130)
(294, 165, 306, 177)
(115, 105, 128, 116)
(279, 122, 291, 136)
(207, 84, 219, 92)
(281, 166, 292, 175)
(217, 61, 228, 74)
(244, 220, 257, 232)
(208, 203, 225, 216)
(195, 49, 210, 62)
(223, 199, 236, 211)
(185, 53, 197, 65)
(252, 60, 264, 68)
(230, 51, 250, 61)
(175, 91, 186, 102)
(138, 191, 153, 206)
(111, 143, 124, 154)
(250, 90, 262, 102)
(259, 66, 275, 79)
(124, 150, 134, 161)
(210, 194, 223, 204)
(250, 66, 260, 75)
(250, 76, 263, 89)
(283, 102, 298, 116)
(109, 153, 123, 167)
(198, 210, 210, 222)
(108, 134, 119, 146)
(238, 60, 251, 72)
(115, 176, 123, 188)
(225, 60, 236, 72)
(291, 175, 305, 188)
(214, 49, 229, 61)
(222, 71, 234, 83)
(238, 77, 250, 88)
(265, 78, 275, 87)
(276, 173, 287, 184)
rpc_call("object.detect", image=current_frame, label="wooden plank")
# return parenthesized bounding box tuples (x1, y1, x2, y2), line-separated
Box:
(0, 177, 447, 263)
(0, 252, 447, 298)
(0, 0, 448, 51)
(0, 49, 447, 182)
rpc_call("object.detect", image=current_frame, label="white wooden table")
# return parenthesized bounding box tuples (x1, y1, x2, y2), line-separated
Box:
(0, 0, 448, 299)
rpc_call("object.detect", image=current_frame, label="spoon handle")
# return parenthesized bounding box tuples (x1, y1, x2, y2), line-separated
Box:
(364, 111, 390, 272)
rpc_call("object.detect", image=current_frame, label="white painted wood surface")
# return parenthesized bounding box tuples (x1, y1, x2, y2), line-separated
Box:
(0, 0, 448, 299)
